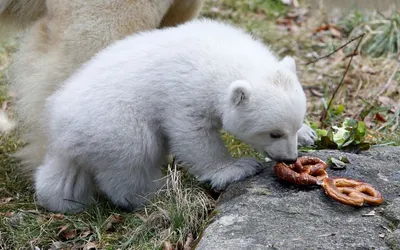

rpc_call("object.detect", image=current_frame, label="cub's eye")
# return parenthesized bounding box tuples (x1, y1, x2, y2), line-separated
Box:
(270, 133, 283, 139)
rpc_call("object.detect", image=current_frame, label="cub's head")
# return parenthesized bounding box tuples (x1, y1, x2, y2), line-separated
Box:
(222, 56, 306, 163)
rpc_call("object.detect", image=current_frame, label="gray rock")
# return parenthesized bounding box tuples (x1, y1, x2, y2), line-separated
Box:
(386, 229, 400, 250)
(196, 146, 400, 250)
(382, 198, 400, 228)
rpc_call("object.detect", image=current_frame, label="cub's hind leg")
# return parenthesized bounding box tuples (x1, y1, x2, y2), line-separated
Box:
(93, 125, 168, 212)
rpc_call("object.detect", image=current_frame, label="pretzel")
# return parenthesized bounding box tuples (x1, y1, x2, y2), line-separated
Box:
(274, 156, 328, 185)
(273, 156, 384, 207)
(322, 177, 383, 206)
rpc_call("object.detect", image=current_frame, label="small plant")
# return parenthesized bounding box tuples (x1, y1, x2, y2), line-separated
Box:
(340, 11, 400, 58)
(306, 118, 370, 152)
(338, 10, 369, 35)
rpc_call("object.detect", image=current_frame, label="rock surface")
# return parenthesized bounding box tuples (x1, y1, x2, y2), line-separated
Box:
(196, 146, 400, 250)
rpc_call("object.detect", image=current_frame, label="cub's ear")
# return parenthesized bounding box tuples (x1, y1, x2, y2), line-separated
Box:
(280, 56, 297, 74)
(228, 80, 252, 106)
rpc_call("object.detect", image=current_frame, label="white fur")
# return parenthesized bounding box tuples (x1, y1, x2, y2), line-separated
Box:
(36, 19, 314, 213)
(2, 0, 204, 172)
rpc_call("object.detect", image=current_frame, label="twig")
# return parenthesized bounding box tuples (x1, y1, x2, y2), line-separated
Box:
(319, 34, 365, 128)
(306, 34, 365, 65)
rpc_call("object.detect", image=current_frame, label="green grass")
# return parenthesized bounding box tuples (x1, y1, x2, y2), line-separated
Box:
(339, 11, 400, 58)
(1, 0, 400, 249)
(1, 164, 215, 249)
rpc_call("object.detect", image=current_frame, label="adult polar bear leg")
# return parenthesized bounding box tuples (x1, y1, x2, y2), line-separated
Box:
(35, 155, 94, 213)
(166, 117, 263, 191)
(297, 123, 317, 147)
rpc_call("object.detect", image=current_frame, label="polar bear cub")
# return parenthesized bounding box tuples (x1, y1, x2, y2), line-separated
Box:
(35, 19, 316, 213)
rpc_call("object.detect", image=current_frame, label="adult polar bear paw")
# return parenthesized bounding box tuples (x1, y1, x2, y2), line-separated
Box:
(298, 123, 317, 147)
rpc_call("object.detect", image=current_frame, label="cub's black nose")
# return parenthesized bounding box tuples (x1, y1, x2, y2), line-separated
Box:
(282, 158, 297, 164)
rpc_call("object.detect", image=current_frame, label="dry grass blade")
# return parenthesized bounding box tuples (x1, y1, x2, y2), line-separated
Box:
(121, 163, 215, 249)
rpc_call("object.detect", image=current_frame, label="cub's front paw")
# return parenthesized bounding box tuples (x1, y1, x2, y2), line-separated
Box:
(297, 123, 317, 147)
(209, 157, 263, 191)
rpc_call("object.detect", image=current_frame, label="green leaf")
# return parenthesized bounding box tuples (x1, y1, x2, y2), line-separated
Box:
(316, 135, 338, 149)
(341, 138, 355, 148)
(331, 104, 345, 116)
(327, 156, 347, 169)
(311, 117, 371, 151)
(342, 118, 358, 129)
(332, 126, 351, 148)
(355, 121, 367, 142)
(316, 129, 328, 138)
(339, 156, 350, 163)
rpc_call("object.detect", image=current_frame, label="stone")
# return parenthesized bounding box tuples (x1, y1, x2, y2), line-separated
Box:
(386, 229, 400, 250)
(196, 146, 400, 250)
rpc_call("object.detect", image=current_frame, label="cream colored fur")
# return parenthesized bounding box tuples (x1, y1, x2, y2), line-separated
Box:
(0, 0, 204, 172)
(0, 0, 46, 41)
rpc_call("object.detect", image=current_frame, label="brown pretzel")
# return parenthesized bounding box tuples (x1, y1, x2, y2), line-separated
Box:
(322, 177, 383, 206)
(274, 156, 328, 185)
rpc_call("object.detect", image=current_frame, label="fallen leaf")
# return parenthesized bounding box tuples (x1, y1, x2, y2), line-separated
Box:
(329, 26, 342, 38)
(176, 241, 184, 250)
(80, 229, 92, 238)
(361, 65, 376, 75)
(64, 229, 77, 240)
(375, 113, 387, 122)
(327, 157, 347, 170)
(52, 213, 65, 220)
(4, 211, 13, 217)
(0, 197, 13, 204)
(314, 24, 330, 32)
(378, 96, 399, 113)
(163, 241, 174, 250)
(184, 233, 194, 250)
(106, 214, 125, 232)
(57, 224, 69, 236)
(83, 242, 97, 250)
(309, 88, 324, 97)
(57, 224, 78, 240)
(29, 238, 40, 247)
